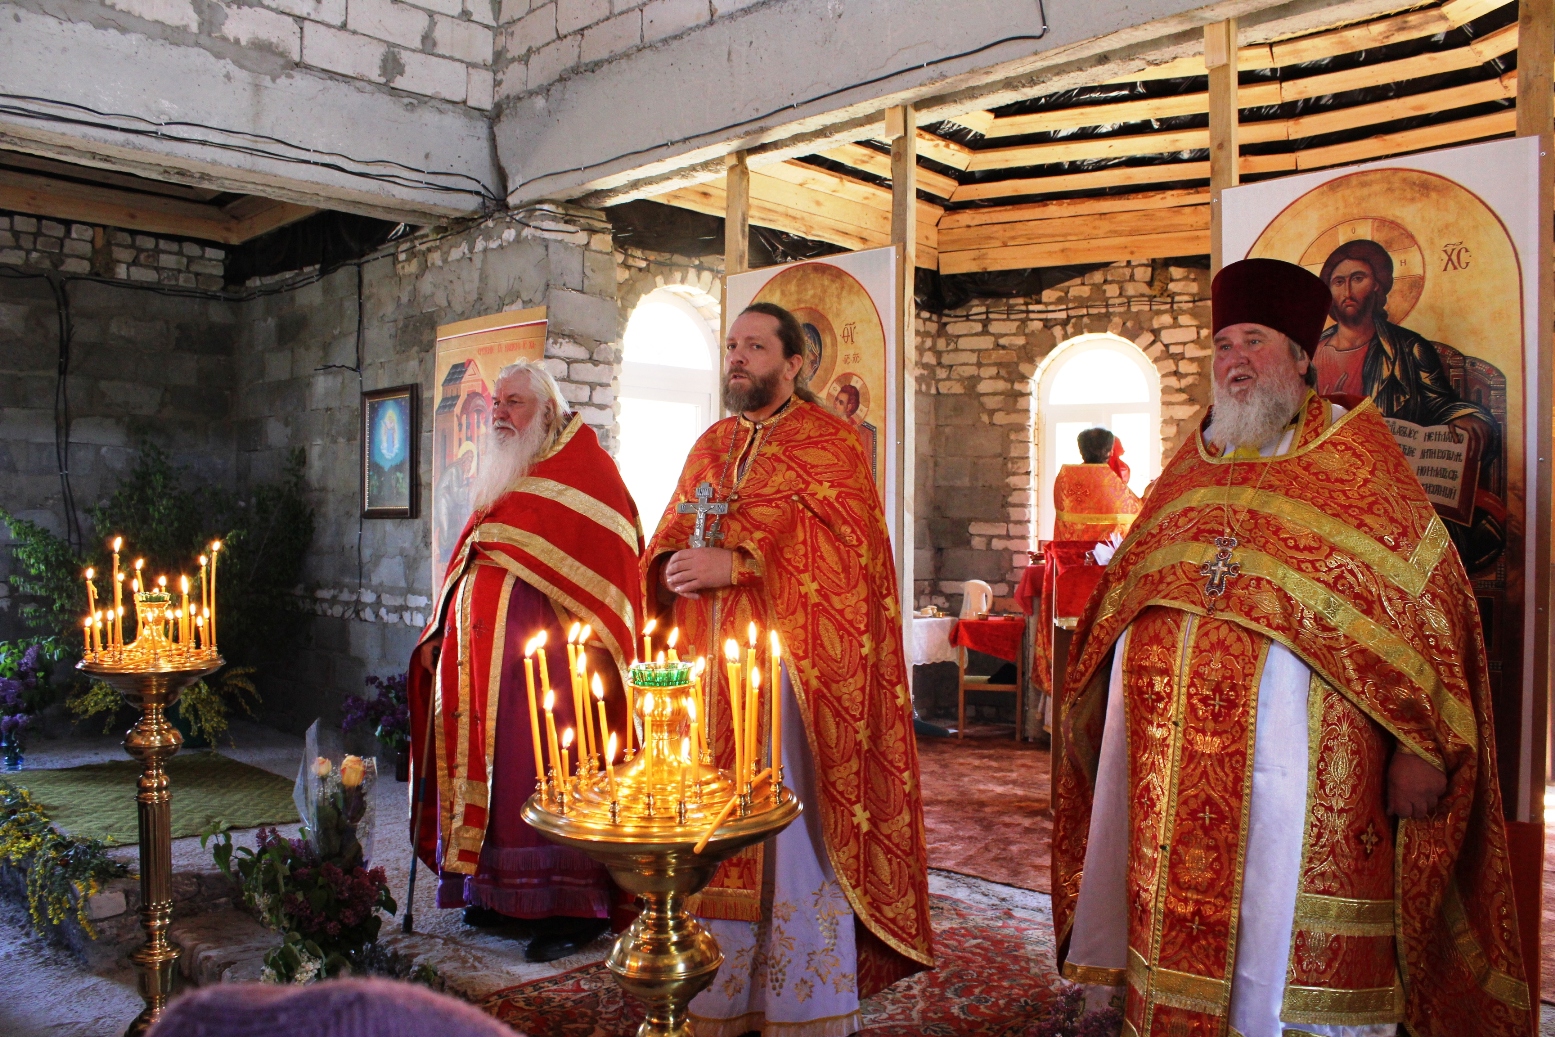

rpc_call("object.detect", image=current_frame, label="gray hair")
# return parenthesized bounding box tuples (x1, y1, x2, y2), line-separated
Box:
(1279, 331, 1318, 388)
(495, 360, 574, 431)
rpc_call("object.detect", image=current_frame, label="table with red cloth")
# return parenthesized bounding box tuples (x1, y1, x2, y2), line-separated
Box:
(948, 615, 1025, 663)
(1025, 542, 1109, 731)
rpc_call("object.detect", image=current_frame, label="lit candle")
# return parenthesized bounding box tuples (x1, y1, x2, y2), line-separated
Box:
(571, 649, 588, 766)
(770, 631, 782, 775)
(133, 558, 144, 595)
(524, 638, 545, 786)
(84, 568, 97, 630)
(561, 728, 574, 790)
(180, 576, 191, 645)
(113, 579, 124, 647)
(605, 731, 619, 802)
(678, 736, 689, 810)
(667, 627, 679, 663)
(84, 615, 94, 655)
(110, 538, 122, 639)
(544, 689, 561, 792)
(746, 623, 758, 781)
(209, 541, 221, 650)
(748, 667, 762, 783)
(535, 629, 552, 697)
(593, 675, 609, 776)
(199, 554, 208, 624)
(194, 614, 204, 649)
(625, 671, 636, 756)
(642, 618, 656, 666)
(695, 656, 709, 760)
(724, 639, 743, 785)
(687, 694, 701, 772)
(578, 652, 597, 765)
(96, 613, 106, 654)
(566, 622, 581, 709)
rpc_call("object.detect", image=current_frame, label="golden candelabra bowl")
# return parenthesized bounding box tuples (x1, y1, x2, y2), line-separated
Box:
(523, 691, 798, 1037)
(80, 651, 224, 1037)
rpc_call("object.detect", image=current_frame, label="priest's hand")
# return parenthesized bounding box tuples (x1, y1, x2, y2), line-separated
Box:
(662, 548, 735, 600)
(417, 639, 440, 673)
(1387, 750, 1447, 819)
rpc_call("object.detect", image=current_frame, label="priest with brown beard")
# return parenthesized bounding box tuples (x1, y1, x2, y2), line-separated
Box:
(407, 360, 644, 963)
(1052, 259, 1531, 1037)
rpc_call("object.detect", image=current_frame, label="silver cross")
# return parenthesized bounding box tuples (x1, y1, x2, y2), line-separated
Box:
(1198, 535, 1242, 611)
(676, 482, 729, 548)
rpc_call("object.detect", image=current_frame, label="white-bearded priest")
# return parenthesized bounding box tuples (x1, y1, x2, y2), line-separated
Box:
(408, 360, 643, 963)
(647, 302, 933, 1037)
(1053, 258, 1532, 1037)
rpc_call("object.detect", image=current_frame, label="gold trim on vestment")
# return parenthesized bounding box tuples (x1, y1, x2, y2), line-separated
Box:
(1280, 981, 1402, 1024)
(483, 569, 515, 825)
(1062, 961, 1125, 986)
(1193, 395, 1371, 466)
(442, 574, 477, 872)
(515, 476, 641, 552)
(1444, 880, 1532, 1011)
(1122, 486, 1450, 598)
(1097, 541, 1476, 752)
(1221, 635, 1270, 1016)
(432, 582, 452, 868)
(1055, 509, 1138, 527)
(1293, 893, 1395, 936)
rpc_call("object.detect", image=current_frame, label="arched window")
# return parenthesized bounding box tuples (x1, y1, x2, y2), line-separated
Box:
(1034, 333, 1162, 541)
(616, 287, 721, 528)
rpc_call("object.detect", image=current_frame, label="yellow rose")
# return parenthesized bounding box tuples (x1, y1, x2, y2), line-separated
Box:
(340, 755, 365, 788)
(313, 756, 332, 778)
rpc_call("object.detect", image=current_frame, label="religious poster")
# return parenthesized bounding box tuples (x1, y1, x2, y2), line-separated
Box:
(431, 306, 547, 580)
(723, 247, 900, 535)
(362, 384, 417, 519)
(1222, 137, 1541, 813)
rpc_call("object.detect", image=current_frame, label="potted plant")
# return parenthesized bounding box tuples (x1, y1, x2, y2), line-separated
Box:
(0, 638, 70, 770)
(341, 673, 411, 781)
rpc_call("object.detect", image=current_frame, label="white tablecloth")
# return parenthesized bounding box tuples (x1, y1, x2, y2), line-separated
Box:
(910, 617, 959, 666)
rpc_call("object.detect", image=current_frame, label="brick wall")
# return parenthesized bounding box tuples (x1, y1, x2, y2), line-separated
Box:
(81, 0, 497, 109)
(0, 213, 227, 288)
(615, 244, 723, 329)
(916, 258, 1213, 614)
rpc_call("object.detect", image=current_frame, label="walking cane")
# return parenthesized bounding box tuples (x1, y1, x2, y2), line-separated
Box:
(403, 646, 439, 934)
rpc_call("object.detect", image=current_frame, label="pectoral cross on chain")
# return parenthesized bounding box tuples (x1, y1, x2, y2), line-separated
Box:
(1199, 536, 1242, 612)
(677, 481, 729, 548)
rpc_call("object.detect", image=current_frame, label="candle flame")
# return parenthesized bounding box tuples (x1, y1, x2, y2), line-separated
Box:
(134, 558, 144, 571)
(687, 697, 697, 720)
(535, 630, 548, 648)
(607, 731, 618, 759)
(656, 651, 665, 664)
(667, 627, 679, 648)
(112, 536, 123, 552)
(199, 555, 207, 566)
(94, 610, 102, 620)
(747, 621, 757, 647)
(211, 540, 222, 552)
(116, 572, 124, 583)
(180, 575, 190, 593)
(544, 689, 555, 711)
(196, 616, 204, 627)
(84, 617, 92, 629)
(85, 567, 94, 579)
(770, 630, 781, 657)
(724, 639, 739, 661)
(692, 657, 705, 676)
(643, 618, 657, 636)
(642, 692, 655, 713)
(681, 736, 691, 762)
(575, 652, 587, 675)
(524, 637, 537, 658)
(158, 575, 167, 590)
(592, 674, 604, 699)
(751, 667, 762, 689)
(562, 727, 574, 749)
(568, 622, 581, 643)
(579, 624, 592, 643)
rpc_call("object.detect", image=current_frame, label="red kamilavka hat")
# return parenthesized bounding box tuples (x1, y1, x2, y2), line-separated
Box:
(1211, 258, 1332, 358)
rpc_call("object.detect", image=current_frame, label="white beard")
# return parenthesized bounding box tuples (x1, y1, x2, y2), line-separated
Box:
(471, 419, 548, 510)
(1206, 369, 1307, 453)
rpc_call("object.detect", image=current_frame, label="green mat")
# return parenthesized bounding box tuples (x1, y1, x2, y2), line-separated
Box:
(15, 752, 300, 845)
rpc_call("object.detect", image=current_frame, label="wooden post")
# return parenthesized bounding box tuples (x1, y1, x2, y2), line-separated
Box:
(1206, 18, 1238, 274)
(1513, 0, 1552, 1004)
(889, 105, 917, 684)
(725, 151, 750, 276)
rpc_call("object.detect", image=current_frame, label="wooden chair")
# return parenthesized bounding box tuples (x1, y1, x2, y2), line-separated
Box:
(956, 580, 1024, 739)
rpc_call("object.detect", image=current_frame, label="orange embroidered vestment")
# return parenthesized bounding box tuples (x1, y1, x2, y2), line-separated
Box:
(409, 417, 645, 874)
(1051, 463, 1143, 542)
(1052, 393, 1531, 1037)
(644, 398, 934, 995)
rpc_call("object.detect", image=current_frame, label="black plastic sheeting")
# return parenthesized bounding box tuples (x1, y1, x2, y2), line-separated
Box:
(950, 0, 1519, 208)
(224, 210, 404, 286)
(606, 198, 849, 267)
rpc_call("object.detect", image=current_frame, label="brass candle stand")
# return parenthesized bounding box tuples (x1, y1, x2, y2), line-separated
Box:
(523, 668, 797, 1037)
(80, 639, 222, 1036)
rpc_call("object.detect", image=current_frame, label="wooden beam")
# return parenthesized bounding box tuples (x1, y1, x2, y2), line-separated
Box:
(952, 161, 1212, 202)
(1283, 71, 1516, 139)
(939, 110, 995, 136)
(984, 83, 1281, 138)
(1518, 0, 1554, 832)
(938, 188, 1208, 231)
(1207, 18, 1238, 274)
(873, 129, 971, 171)
(815, 143, 959, 198)
(1270, 0, 1508, 65)
(1290, 107, 1517, 170)
(889, 103, 916, 636)
(939, 203, 1208, 254)
(940, 227, 1210, 274)
(760, 160, 940, 255)
(0, 168, 313, 244)
(1107, 43, 1273, 83)
(724, 151, 749, 275)
(1279, 20, 1517, 103)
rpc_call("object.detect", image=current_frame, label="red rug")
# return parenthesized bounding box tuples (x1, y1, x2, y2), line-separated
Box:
(917, 729, 1052, 893)
(1543, 809, 1554, 1005)
(479, 894, 1061, 1036)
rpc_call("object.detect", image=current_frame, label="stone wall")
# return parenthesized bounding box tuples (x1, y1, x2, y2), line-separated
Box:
(915, 258, 1213, 614)
(233, 204, 621, 729)
(0, 212, 227, 287)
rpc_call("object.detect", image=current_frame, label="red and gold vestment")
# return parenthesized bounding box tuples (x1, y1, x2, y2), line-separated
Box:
(645, 398, 933, 995)
(409, 417, 644, 875)
(1052, 463, 1143, 542)
(1053, 392, 1530, 1037)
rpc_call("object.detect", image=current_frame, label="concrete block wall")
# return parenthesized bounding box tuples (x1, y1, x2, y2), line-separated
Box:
(0, 273, 238, 639)
(915, 258, 1213, 614)
(615, 245, 723, 330)
(496, 0, 762, 102)
(232, 204, 622, 730)
(0, 212, 227, 288)
(71, 0, 498, 109)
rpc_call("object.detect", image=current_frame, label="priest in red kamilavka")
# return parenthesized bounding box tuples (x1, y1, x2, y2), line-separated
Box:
(408, 360, 644, 963)
(1051, 427, 1143, 542)
(1053, 259, 1531, 1037)
(646, 302, 933, 1036)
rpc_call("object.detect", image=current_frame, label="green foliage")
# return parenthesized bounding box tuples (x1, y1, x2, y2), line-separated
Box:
(0, 780, 129, 940)
(67, 681, 125, 735)
(0, 513, 88, 636)
(178, 667, 260, 746)
(0, 637, 72, 715)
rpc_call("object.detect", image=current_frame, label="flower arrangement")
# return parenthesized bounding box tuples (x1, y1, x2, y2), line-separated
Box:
(0, 638, 70, 768)
(1021, 986, 1123, 1037)
(206, 753, 393, 984)
(340, 672, 411, 752)
(0, 780, 128, 939)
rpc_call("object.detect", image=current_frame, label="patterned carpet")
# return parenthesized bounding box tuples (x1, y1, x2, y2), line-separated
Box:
(480, 894, 1061, 1036)
(917, 729, 1052, 893)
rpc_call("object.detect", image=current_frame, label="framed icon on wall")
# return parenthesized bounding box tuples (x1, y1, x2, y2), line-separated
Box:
(362, 384, 418, 519)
